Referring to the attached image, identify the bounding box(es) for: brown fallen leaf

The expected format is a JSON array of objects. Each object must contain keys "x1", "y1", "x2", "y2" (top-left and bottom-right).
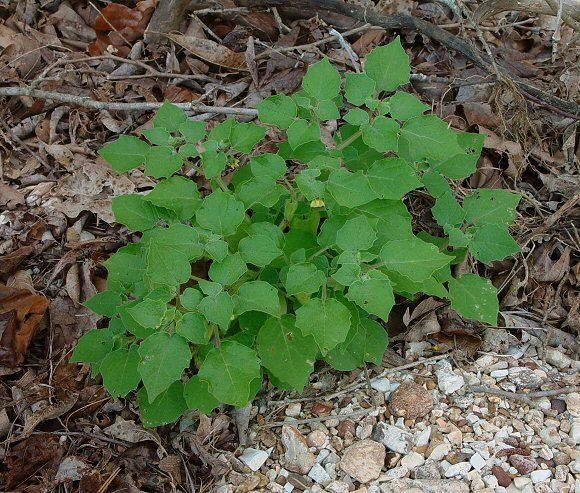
[
  {"x1": 89, "y1": 0, "x2": 157, "y2": 57},
  {"x1": 0, "y1": 245, "x2": 34, "y2": 274},
  {"x1": 168, "y1": 33, "x2": 248, "y2": 71},
  {"x1": 0, "y1": 184, "x2": 25, "y2": 209},
  {"x1": 0, "y1": 283, "x2": 49, "y2": 367}
]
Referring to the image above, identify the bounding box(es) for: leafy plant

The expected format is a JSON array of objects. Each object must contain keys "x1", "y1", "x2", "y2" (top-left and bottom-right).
[{"x1": 73, "y1": 38, "x2": 521, "y2": 427}]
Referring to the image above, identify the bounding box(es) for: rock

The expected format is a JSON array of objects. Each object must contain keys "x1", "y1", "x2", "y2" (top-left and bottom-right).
[
  {"x1": 287, "y1": 473, "x2": 313, "y2": 489},
  {"x1": 401, "y1": 452, "x2": 425, "y2": 469},
  {"x1": 377, "y1": 478, "x2": 469, "y2": 493},
  {"x1": 492, "y1": 465, "x2": 512, "y2": 487},
  {"x1": 337, "y1": 419, "x2": 356, "y2": 438},
  {"x1": 370, "y1": 377, "x2": 391, "y2": 393},
  {"x1": 445, "y1": 462, "x2": 472, "y2": 478},
  {"x1": 545, "y1": 348, "x2": 572, "y2": 369},
  {"x1": 285, "y1": 402, "x2": 302, "y2": 417},
  {"x1": 530, "y1": 469, "x2": 552, "y2": 484},
  {"x1": 308, "y1": 463, "x2": 331, "y2": 486},
  {"x1": 307, "y1": 430, "x2": 327, "y2": 448},
  {"x1": 55, "y1": 456, "x2": 89, "y2": 482},
  {"x1": 428, "y1": 443, "x2": 452, "y2": 461},
  {"x1": 490, "y1": 369, "x2": 509, "y2": 378},
  {"x1": 389, "y1": 382, "x2": 434, "y2": 420},
  {"x1": 566, "y1": 393, "x2": 580, "y2": 414},
  {"x1": 372, "y1": 422, "x2": 414, "y2": 454},
  {"x1": 326, "y1": 480, "x2": 350, "y2": 493},
  {"x1": 339, "y1": 439, "x2": 385, "y2": 483},
  {"x1": 508, "y1": 368, "x2": 543, "y2": 390},
  {"x1": 539, "y1": 427, "x2": 561, "y2": 448},
  {"x1": 281, "y1": 425, "x2": 317, "y2": 474},
  {"x1": 569, "y1": 459, "x2": 580, "y2": 474},
  {"x1": 513, "y1": 477, "x2": 532, "y2": 489},
  {"x1": 509, "y1": 455, "x2": 537, "y2": 475},
  {"x1": 469, "y1": 452, "x2": 487, "y2": 471},
  {"x1": 436, "y1": 362, "x2": 465, "y2": 395},
  {"x1": 553, "y1": 452, "x2": 571, "y2": 466},
  {"x1": 570, "y1": 418, "x2": 580, "y2": 444},
  {"x1": 415, "y1": 426, "x2": 431, "y2": 447},
  {"x1": 240, "y1": 448, "x2": 269, "y2": 472},
  {"x1": 311, "y1": 402, "x2": 333, "y2": 416},
  {"x1": 412, "y1": 460, "x2": 442, "y2": 479},
  {"x1": 482, "y1": 328, "x2": 510, "y2": 353}
]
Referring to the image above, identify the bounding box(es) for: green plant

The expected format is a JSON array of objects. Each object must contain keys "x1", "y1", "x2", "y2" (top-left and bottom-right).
[{"x1": 72, "y1": 38, "x2": 521, "y2": 427}]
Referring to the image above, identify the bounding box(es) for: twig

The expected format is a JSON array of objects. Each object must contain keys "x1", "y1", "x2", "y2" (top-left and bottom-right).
[
  {"x1": 470, "y1": 385, "x2": 579, "y2": 400},
  {"x1": 0, "y1": 87, "x2": 258, "y2": 116},
  {"x1": 261, "y1": 409, "x2": 373, "y2": 428}
]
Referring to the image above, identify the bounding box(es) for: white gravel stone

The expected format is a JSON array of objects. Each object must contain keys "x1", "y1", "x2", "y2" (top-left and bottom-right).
[
  {"x1": 545, "y1": 348, "x2": 572, "y2": 369},
  {"x1": 445, "y1": 462, "x2": 472, "y2": 478},
  {"x1": 569, "y1": 418, "x2": 580, "y2": 444},
  {"x1": 240, "y1": 448, "x2": 269, "y2": 471},
  {"x1": 415, "y1": 426, "x2": 431, "y2": 447},
  {"x1": 285, "y1": 402, "x2": 302, "y2": 417},
  {"x1": 370, "y1": 377, "x2": 391, "y2": 393},
  {"x1": 490, "y1": 369, "x2": 509, "y2": 378},
  {"x1": 469, "y1": 452, "x2": 487, "y2": 471},
  {"x1": 436, "y1": 362, "x2": 465, "y2": 395},
  {"x1": 539, "y1": 427, "x2": 561, "y2": 448},
  {"x1": 372, "y1": 423, "x2": 414, "y2": 454},
  {"x1": 429, "y1": 443, "x2": 452, "y2": 461},
  {"x1": 308, "y1": 463, "x2": 332, "y2": 486},
  {"x1": 401, "y1": 452, "x2": 425, "y2": 469},
  {"x1": 530, "y1": 469, "x2": 552, "y2": 484}
]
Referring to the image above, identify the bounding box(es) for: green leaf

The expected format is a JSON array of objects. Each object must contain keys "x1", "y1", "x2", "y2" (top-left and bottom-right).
[
  {"x1": 295, "y1": 298, "x2": 351, "y2": 354},
  {"x1": 346, "y1": 276, "x2": 394, "y2": 321},
  {"x1": 126, "y1": 298, "x2": 167, "y2": 329},
  {"x1": 99, "y1": 135, "x2": 149, "y2": 172},
  {"x1": 209, "y1": 118, "x2": 236, "y2": 144},
  {"x1": 449, "y1": 273, "x2": 498, "y2": 324},
  {"x1": 463, "y1": 189, "x2": 521, "y2": 226},
  {"x1": 138, "y1": 332, "x2": 191, "y2": 403},
  {"x1": 250, "y1": 153, "x2": 287, "y2": 180},
  {"x1": 200, "y1": 149, "x2": 227, "y2": 179},
  {"x1": 332, "y1": 262, "x2": 362, "y2": 286},
  {"x1": 84, "y1": 291, "x2": 122, "y2": 317},
  {"x1": 344, "y1": 72, "x2": 376, "y2": 106},
  {"x1": 302, "y1": 58, "x2": 341, "y2": 101},
  {"x1": 142, "y1": 127, "x2": 171, "y2": 146},
  {"x1": 399, "y1": 115, "x2": 462, "y2": 163},
  {"x1": 230, "y1": 122, "x2": 266, "y2": 152},
  {"x1": 147, "y1": 224, "x2": 203, "y2": 261},
  {"x1": 100, "y1": 346, "x2": 141, "y2": 397},
  {"x1": 153, "y1": 101, "x2": 187, "y2": 131},
  {"x1": 367, "y1": 158, "x2": 422, "y2": 200},
  {"x1": 144, "y1": 243, "x2": 189, "y2": 287},
  {"x1": 196, "y1": 190, "x2": 245, "y2": 236},
  {"x1": 237, "y1": 177, "x2": 287, "y2": 209},
  {"x1": 235, "y1": 281, "x2": 281, "y2": 317},
  {"x1": 379, "y1": 237, "x2": 451, "y2": 282},
  {"x1": 470, "y1": 224, "x2": 520, "y2": 264},
  {"x1": 145, "y1": 176, "x2": 201, "y2": 221},
  {"x1": 198, "y1": 291, "x2": 234, "y2": 332},
  {"x1": 364, "y1": 38, "x2": 410, "y2": 92},
  {"x1": 239, "y1": 235, "x2": 282, "y2": 267},
  {"x1": 284, "y1": 263, "x2": 326, "y2": 296},
  {"x1": 176, "y1": 312, "x2": 211, "y2": 344},
  {"x1": 287, "y1": 119, "x2": 321, "y2": 150},
  {"x1": 422, "y1": 171, "x2": 451, "y2": 198},
  {"x1": 208, "y1": 252, "x2": 247, "y2": 285},
  {"x1": 179, "y1": 120, "x2": 207, "y2": 142},
  {"x1": 295, "y1": 169, "x2": 325, "y2": 201},
  {"x1": 389, "y1": 92, "x2": 429, "y2": 120},
  {"x1": 436, "y1": 132, "x2": 486, "y2": 179},
  {"x1": 308, "y1": 156, "x2": 341, "y2": 170},
  {"x1": 336, "y1": 216, "x2": 376, "y2": 251},
  {"x1": 355, "y1": 199, "x2": 414, "y2": 243},
  {"x1": 145, "y1": 146, "x2": 183, "y2": 178},
  {"x1": 344, "y1": 108, "x2": 370, "y2": 126},
  {"x1": 203, "y1": 236, "x2": 229, "y2": 262},
  {"x1": 180, "y1": 287, "x2": 203, "y2": 310},
  {"x1": 326, "y1": 315, "x2": 387, "y2": 371},
  {"x1": 70, "y1": 329, "x2": 114, "y2": 367},
  {"x1": 432, "y1": 192, "x2": 465, "y2": 229},
  {"x1": 257, "y1": 94, "x2": 297, "y2": 129},
  {"x1": 314, "y1": 100, "x2": 340, "y2": 121},
  {"x1": 184, "y1": 375, "x2": 220, "y2": 414},
  {"x1": 138, "y1": 381, "x2": 186, "y2": 427},
  {"x1": 105, "y1": 251, "x2": 146, "y2": 288},
  {"x1": 198, "y1": 341, "x2": 261, "y2": 407},
  {"x1": 257, "y1": 315, "x2": 317, "y2": 391},
  {"x1": 112, "y1": 194, "x2": 160, "y2": 231},
  {"x1": 361, "y1": 116, "x2": 399, "y2": 153},
  {"x1": 326, "y1": 169, "x2": 376, "y2": 208}
]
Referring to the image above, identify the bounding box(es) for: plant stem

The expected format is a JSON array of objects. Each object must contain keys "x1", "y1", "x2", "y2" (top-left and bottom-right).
[
  {"x1": 190, "y1": 274, "x2": 206, "y2": 283},
  {"x1": 308, "y1": 246, "x2": 330, "y2": 260},
  {"x1": 336, "y1": 129, "x2": 362, "y2": 150},
  {"x1": 214, "y1": 176, "x2": 229, "y2": 192}
]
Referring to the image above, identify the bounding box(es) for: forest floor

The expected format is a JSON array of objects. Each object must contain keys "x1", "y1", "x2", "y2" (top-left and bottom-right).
[{"x1": 0, "y1": 0, "x2": 578, "y2": 492}]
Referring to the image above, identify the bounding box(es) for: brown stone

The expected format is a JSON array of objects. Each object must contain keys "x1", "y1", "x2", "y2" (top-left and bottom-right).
[
  {"x1": 492, "y1": 465, "x2": 512, "y2": 487},
  {"x1": 340, "y1": 439, "x2": 386, "y2": 483},
  {"x1": 509, "y1": 455, "x2": 537, "y2": 475},
  {"x1": 337, "y1": 419, "x2": 356, "y2": 438},
  {"x1": 389, "y1": 382, "x2": 434, "y2": 420},
  {"x1": 281, "y1": 425, "x2": 316, "y2": 474},
  {"x1": 311, "y1": 402, "x2": 333, "y2": 416}
]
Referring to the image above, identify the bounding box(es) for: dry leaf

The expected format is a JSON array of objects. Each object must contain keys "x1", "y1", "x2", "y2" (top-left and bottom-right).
[
  {"x1": 0, "y1": 283, "x2": 49, "y2": 367},
  {"x1": 168, "y1": 33, "x2": 248, "y2": 71}
]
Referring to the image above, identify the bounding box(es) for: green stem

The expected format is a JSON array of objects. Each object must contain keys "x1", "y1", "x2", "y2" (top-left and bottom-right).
[
  {"x1": 336, "y1": 129, "x2": 362, "y2": 150},
  {"x1": 214, "y1": 176, "x2": 229, "y2": 192},
  {"x1": 308, "y1": 246, "x2": 330, "y2": 261},
  {"x1": 190, "y1": 274, "x2": 207, "y2": 283}
]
